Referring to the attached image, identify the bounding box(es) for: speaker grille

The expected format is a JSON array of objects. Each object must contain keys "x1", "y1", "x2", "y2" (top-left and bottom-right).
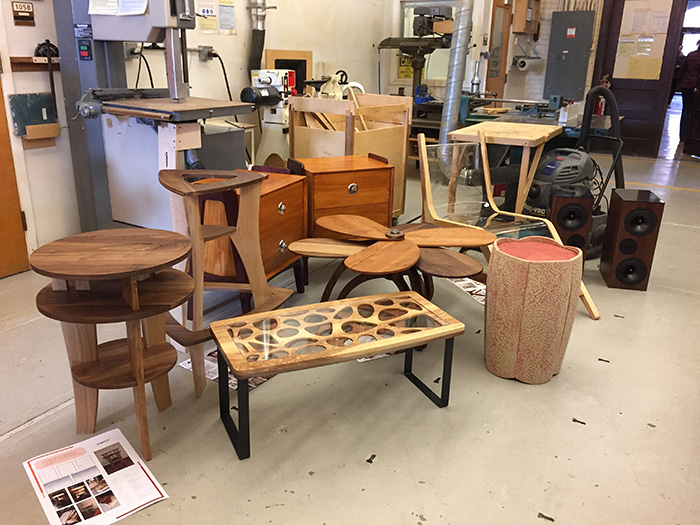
[
  {"x1": 624, "y1": 208, "x2": 657, "y2": 237},
  {"x1": 567, "y1": 234, "x2": 586, "y2": 248},
  {"x1": 615, "y1": 258, "x2": 648, "y2": 286},
  {"x1": 556, "y1": 203, "x2": 589, "y2": 231}
]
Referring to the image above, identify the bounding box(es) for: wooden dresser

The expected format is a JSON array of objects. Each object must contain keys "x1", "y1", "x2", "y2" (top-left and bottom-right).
[
  {"x1": 289, "y1": 155, "x2": 395, "y2": 238},
  {"x1": 203, "y1": 172, "x2": 307, "y2": 280}
]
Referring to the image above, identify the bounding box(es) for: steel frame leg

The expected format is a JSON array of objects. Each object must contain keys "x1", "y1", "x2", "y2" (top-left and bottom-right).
[
  {"x1": 403, "y1": 338, "x2": 454, "y2": 408},
  {"x1": 217, "y1": 349, "x2": 250, "y2": 459}
]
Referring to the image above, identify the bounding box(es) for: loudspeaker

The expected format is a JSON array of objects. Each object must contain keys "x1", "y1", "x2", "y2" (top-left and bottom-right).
[
  {"x1": 600, "y1": 189, "x2": 664, "y2": 291},
  {"x1": 550, "y1": 190, "x2": 593, "y2": 259}
]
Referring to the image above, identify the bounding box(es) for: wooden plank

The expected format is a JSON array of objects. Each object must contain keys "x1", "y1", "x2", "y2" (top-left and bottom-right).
[
  {"x1": 290, "y1": 96, "x2": 354, "y2": 115},
  {"x1": 9, "y1": 56, "x2": 61, "y2": 72},
  {"x1": 21, "y1": 137, "x2": 55, "y2": 150},
  {"x1": 350, "y1": 90, "x2": 368, "y2": 131},
  {"x1": 288, "y1": 238, "x2": 365, "y2": 258},
  {"x1": 355, "y1": 93, "x2": 413, "y2": 124},
  {"x1": 210, "y1": 291, "x2": 464, "y2": 379},
  {"x1": 297, "y1": 155, "x2": 390, "y2": 174},
  {"x1": 344, "y1": 239, "x2": 420, "y2": 275},
  {"x1": 447, "y1": 121, "x2": 562, "y2": 147},
  {"x1": 416, "y1": 247, "x2": 482, "y2": 278},
  {"x1": 103, "y1": 97, "x2": 250, "y2": 114},
  {"x1": 356, "y1": 104, "x2": 409, "y2": 125},
  {"x1": 25, "y1": 123, "x2": 61, "y2": 139},
  {"x1": 292, "y1": 127, "x2": 346, "y2": 158},
  {"x1": 404, "y1": 227, "x2": 497, "y2": 248},
  {"x1": 142, "y1": 314, "x2": 172, "y2": 412}
]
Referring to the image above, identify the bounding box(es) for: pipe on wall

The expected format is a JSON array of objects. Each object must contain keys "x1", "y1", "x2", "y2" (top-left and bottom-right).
[{"x1": 438, "y1": 0, "x2": 474, "y2": 147}]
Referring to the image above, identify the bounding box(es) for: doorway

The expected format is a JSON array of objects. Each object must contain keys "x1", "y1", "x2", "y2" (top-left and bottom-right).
[
  {"x1": 0, "y1": 78, "x2": 30, "y2": 278},
  {"x1": 486, "y1": 0, "x2": 513, "y2": 98},
  {"x1": 593, "y1": 0, "x2": 686, "y2": 157}
]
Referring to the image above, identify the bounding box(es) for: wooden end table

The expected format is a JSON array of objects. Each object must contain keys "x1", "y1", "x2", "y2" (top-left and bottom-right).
[
  {"x1": 30, "y1": 229, "x2": 193, "y2": 460},
  {"x1": 210, "y1": 291, "x2": 465, "y2": 459}
]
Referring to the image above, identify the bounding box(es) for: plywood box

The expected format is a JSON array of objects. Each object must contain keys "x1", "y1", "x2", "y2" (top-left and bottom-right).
[{"x1": 289, "y1": 94, "x2": 412, "y2": 217}]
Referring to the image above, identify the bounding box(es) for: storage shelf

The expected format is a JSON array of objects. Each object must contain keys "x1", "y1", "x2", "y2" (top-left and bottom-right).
[
  {"x1": 36, "y1": 269, "x2": 193, "y2": 323},
  {"x1": 72, "y1": 339, "x2": 177, "y2": 389}
]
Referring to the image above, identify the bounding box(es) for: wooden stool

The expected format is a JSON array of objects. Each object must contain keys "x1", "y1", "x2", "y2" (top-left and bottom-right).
[
  {"x1": 30, "y1": 229, "x2": 193, "y2": 460},
  {"x1": 210, "y1": 291, "x2": 465, "y2": 459},
  {"x1": 159, "y1": 169, "x2": 294, "y2": 397}
]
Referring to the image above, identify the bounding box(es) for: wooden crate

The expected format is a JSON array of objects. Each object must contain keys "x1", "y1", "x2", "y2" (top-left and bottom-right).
[{"x1": 289, "y1": 94, "x2": 412, "y2": 217}]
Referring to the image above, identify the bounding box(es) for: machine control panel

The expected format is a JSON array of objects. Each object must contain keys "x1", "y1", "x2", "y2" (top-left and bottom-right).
[{"x1": 78, "y1": 39, "x2": 92, "y2": 61}]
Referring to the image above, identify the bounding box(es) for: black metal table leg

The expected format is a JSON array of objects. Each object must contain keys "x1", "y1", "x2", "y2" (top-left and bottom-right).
[
  {"x1": 218, "y1": 349, "x2": 251, "y2": 459},
  {"x1": 293, "y1": 258, "x2": 305, "y2": 294},
  {"x1": 403, "y1": 337, "x2": 454, "y2": 408}
]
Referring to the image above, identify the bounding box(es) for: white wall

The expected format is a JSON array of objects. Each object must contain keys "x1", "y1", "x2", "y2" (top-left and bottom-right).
[
  {"x1": 124, "y1": 1, "x2": 394, "y2": 101},
  {"x1": 0, "y1": 1, "x2": 80, "y2": 251}
]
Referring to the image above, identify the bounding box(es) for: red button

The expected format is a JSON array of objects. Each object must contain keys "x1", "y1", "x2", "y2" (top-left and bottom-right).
[{"x1": 80, "y1": 51, "x2": 88, "y2": 57}]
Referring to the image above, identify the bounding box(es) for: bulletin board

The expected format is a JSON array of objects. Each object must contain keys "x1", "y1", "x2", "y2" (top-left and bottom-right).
[{"x1": 613, "y1": 0, "x2": 672, "y2": 80}]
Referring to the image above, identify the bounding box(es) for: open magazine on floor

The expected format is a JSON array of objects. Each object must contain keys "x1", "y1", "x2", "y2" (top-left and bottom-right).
[{"x1": 23, "y1": 429, "x2": 167, "y2": 524}]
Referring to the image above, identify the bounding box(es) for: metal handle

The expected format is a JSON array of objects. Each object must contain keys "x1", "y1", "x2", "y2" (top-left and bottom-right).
[
  {"x1": 278, "y1": 240, "x2": 287, "y2": 252},
  {"x1": 278, "y1": 202, "x2": 286, "y2": 215},
  {"x1": 347, "y1": 183, "x2": 358, "y2": 195}
]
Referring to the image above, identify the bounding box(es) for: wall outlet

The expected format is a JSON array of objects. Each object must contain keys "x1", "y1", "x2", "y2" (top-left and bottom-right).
[
  {"x1": 123, "y1": 42, "x2": 139, "y2": 60},
  {"x1": 198, "y1": 46, "x2": 214, "y2": 61}
]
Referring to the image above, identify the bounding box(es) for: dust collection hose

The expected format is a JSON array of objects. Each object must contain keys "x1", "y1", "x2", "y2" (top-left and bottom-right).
[
  {"x1": 576, "y1": 85, "x2": 625, "y2": 189},
  {"x1": 248, "y1": 0, "x2": 269, "y2": 74}
]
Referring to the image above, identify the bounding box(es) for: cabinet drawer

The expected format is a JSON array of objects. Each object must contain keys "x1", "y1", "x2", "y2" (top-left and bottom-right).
[
  {"x1": 312, "y1": 169, "x2": 392, "y2": 211},
  {"x1": 259, "y1": 180, "x2": 306, "y2": 274}
]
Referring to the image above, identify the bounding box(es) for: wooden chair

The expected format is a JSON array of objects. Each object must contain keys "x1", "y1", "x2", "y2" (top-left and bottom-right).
[
  {"x1": 159, "y1": 169, "x2": 294, "y2": 397},
  {"x1": 417, "y1": 133, "x2": 599, "y2": 320}
]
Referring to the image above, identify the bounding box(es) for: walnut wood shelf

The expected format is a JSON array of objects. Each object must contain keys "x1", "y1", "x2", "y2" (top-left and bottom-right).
[
  {"x1": 72, "y1": 339, "x2": 177, "y2": 390},
  {"x1": 35, "y1": 269, "x2": 193, "y2": 323}
]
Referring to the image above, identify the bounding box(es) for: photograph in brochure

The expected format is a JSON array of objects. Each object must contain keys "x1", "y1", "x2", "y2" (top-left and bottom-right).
[{"x1": 23, "y1": 429, "x2": 167, "y2": 524}]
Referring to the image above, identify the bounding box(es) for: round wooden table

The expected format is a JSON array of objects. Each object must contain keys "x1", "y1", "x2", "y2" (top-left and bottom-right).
[{"x1": 30, "y1": 229, "x2": 193, "y2": 460}]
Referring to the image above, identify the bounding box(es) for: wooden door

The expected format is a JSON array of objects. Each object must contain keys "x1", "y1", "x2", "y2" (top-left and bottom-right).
[
  {"x1": 486, "y1": 0, "x2": 513, "y2": 98},
  {"x1": 593, "y1": 0, "x2": 687, "y2": 156},
  {"x1": 0, "y1": 78, "x2": 30, "y2": 278}
]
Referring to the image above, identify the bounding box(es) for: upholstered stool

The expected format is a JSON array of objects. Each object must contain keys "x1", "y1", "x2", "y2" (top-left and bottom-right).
[{"x1": 484, "y1": 236, "x2": 582, "y2": 384}]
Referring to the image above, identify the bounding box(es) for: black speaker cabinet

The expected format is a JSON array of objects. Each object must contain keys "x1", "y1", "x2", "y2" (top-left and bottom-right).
[
  {"x1": 600, "y1": 189, "x2": 664, "y2": 291},
  {"x1": 550, "y1": 190, "x2": 593, "y2": 259}
]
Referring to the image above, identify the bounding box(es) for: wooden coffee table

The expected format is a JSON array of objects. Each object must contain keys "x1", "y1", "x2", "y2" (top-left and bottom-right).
[
  {"x1": 210, "y1": 291, "x2": 465, "y2": 459},
  {"x1": 30, "y1": 228, "x2": 193, "y2": 460}
]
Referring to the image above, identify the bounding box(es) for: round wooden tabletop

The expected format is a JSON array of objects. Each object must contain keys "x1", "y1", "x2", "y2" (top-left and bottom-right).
[{"x1": 29, "y1": 228, "x2": 191, "y2": 281}]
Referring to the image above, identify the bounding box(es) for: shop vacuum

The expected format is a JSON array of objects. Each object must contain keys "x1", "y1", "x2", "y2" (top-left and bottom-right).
[{"x1": 524, "y1": 86, "x2": 624, "y2": 259}]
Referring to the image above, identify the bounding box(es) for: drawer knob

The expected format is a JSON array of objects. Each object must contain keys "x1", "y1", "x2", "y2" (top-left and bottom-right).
[
  {"x1": 277, "y1": 202, "x2": 286, "y2": 215},
  {"x1": 278, "y1": 240, "x2": 287, "y2": 253},
  {"x1": 347, "y1": 183, "x2": 358, "y2": 195}
]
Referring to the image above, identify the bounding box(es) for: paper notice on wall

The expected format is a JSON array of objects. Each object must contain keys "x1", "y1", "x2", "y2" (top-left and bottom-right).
[
  {"x1": 88, "y1": 0, "x2": 147, "y2": 15},
  {"x1": 219, "y1": 0, "x2": 236, "y2": 35},
  {"x1": 88, "y1": 0, "x2": 118, "y2": 15},
  {"x1": 198, "y1": 0, "x2": 218, "y2": 33},
  {"x1": 613, "y1": 0, "x2": 671, "y2": 80},
  {"x1": 23, "y1": 429, "x2": 167, "y2": 524}
]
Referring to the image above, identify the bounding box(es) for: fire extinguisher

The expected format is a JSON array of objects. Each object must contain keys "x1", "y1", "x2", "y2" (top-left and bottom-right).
[{"x1": 594, "y1": 75, "x2": 611, "y2": 116}]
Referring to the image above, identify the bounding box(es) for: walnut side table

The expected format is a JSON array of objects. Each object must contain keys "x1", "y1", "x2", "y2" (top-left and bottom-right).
[{"x1": 30, "y1": 229, "x2": 193, "y2": 460}]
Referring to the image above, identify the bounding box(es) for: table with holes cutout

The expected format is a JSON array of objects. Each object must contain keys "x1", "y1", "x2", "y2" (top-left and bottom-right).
[{"x1": 210, "y1": 291, "x2": 465, "y2": 459}]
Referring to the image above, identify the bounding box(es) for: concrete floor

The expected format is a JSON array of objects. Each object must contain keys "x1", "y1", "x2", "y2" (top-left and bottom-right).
[{"x1": 1, "y1": 145, "x2": 699, "y2": 524}]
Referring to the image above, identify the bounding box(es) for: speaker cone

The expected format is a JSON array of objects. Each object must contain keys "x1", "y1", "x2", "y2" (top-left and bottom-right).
[
  {"x1": 615, "y1": 258, "x2": 648, "y2": 286},
  {"x1": 556, "y1": 203, "x2": 589, "y2": 231},
  {"x1": 624, "y1": 208, "x2": 657, "y2": 236}
]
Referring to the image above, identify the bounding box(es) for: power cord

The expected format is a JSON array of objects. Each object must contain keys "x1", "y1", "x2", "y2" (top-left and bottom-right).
[
  {"x1": 140, "y1": 53, "x2": 154, "y2": 88},
  {"x1": 134, "y1": 42, "x2": 144, "y2": 89},
  {"x1": 210, "y1": 50, "x2": 232, "y2": 102}
]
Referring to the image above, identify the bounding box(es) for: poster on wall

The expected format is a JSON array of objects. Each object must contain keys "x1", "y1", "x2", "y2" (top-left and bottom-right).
[
  {"x1": 613, "y1": 0, "x2": 672, "y2": 80},
  {"x1": 197, "y1": 0, "x2": 219, "y2": 33}
]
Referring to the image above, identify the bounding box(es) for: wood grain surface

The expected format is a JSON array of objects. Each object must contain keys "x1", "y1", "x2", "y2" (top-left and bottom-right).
[
  {"x1": 36, "y1": 269, "x2": 193, "y2": 323},
  {"x1": 315, "y1": 214, "x2": 389, "y2": 240},
  {"x1": 158, "y1": 169, "x2": 266, "y2": 196},
  {"x1": 447, "y1": 121, "x2": 562, "y2": 147},
  {"x1": 416, "y1": 248, "x2": 483, "y2": 278},
  {"x1": 295, "y1": 155, "x2": 391, "y2": 174},
  {"x1": 210, "y1": 291, "x2": 464, "y2": 378},
  {"x1": 71, "y1": 338, "x2": 177, "y2": 390},
  {"x1": 30, "y1": 229, "x2": 191, "y2": 281},
  {"x1": 344, "y1": 239, "x2": 420, "y2": 275},
  {"x1": 288, "y1": 238, "x2": 365, "y2": 258},
  {"x1": 405, "y1": 227, "x2": 497, "y2": 248}
]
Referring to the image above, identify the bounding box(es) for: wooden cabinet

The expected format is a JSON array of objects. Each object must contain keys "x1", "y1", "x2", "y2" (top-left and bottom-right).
[
  {"x1": 202, "y1": 172, "x2": 307, "y2": 280},
  {"x1": 290, "y1": 155, "x2": 394, "y2": 238},
  {"x1": 289, "y1": 94, "x2": 411, "y2": 217},
  {"x1": 258, "y1": 173, "x2": 307, "y2": 276},
  {"x1": 513, "y1": 0, "x2": 540, "y2": 34}
]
